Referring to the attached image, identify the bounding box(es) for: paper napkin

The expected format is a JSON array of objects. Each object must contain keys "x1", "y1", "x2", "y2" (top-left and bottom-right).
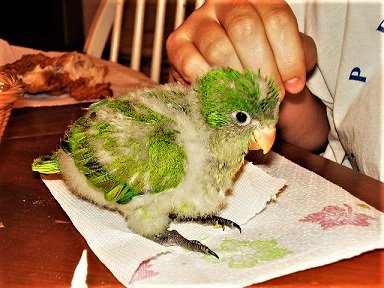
[{"x1": 42, "y1": 152, "x2": 384, "y2": 287}]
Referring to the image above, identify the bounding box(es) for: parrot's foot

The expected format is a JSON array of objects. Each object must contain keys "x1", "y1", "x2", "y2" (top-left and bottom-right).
[
  {"x1": 152, "y1": 229, "x2": 219, "y2": 259},
  {"x1": 170, "y1": 214, "x2": 241, "y2": 233},
  {"x1": 152, "y1": 216, "x2": 241, "y2": 258}
]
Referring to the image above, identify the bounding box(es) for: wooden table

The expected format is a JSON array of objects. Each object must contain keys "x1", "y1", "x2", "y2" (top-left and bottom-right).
[{"x1": 1, "y1": 104, "x2": 383, "y2": 287}]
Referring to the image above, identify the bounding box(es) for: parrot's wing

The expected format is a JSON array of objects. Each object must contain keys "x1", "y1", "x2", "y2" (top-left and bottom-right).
[{"x1": 66, "y1": 99, "x2": 186, "y2": 204}]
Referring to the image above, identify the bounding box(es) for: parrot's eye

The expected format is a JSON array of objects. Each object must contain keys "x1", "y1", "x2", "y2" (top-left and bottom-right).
[{"x1": 233, "y1": 111, "x2": 251, "y2": 126}]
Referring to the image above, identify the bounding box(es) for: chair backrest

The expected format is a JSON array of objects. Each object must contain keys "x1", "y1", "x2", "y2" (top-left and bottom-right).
[{"x1": 83, "y1": 0, "x2": 204, "y2": 83}]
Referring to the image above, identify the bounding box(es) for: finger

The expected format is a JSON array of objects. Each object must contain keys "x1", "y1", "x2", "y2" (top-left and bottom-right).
[
  {"x1": 215, "y1": 1, "x2": 285, "y2": 97},
  {"x1": 191, "y1": 19, "x2": 244, "y2": 71},
  {"x1": 300, "y1": 33, "x2": 317, "y2": 72},
  {"x1": 169, "y1": 68, "x2": 189, "y2": 85},
  {"x1": 253, "y1": 0, "x2": 306, "y2": 95},
  {"x1": 166, "y1": 32, "x2": 211, "y2": 83}
]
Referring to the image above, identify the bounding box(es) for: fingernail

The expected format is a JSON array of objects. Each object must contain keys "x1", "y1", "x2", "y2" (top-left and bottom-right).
[{"x1": 284, "y1": 77, "x2": 304, "y2": 94}]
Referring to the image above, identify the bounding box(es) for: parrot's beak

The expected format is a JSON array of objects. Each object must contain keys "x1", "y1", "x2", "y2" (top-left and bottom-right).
[{"x1": 249, "y1": 126, "x2": 276, "y2": 154}]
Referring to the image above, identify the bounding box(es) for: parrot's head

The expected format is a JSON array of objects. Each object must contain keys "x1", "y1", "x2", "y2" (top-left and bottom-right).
[{"x1": 195, "y1": 67, "x2": 280, "y2": 154}]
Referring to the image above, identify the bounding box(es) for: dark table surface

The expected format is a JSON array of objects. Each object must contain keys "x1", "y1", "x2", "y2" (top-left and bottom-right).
[{"x1": 1, "y1": 104, "x2": 383, "y2": 287}]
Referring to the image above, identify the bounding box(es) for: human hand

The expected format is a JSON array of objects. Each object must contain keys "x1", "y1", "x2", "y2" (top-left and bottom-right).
[{"x1": 166, "y1": 0, "x2": 317, "y2": 98}]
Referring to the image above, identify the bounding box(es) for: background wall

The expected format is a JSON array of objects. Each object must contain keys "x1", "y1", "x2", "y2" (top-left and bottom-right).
[{"x1": 0, "y1": 0, "x2": 84, "y2": 51}]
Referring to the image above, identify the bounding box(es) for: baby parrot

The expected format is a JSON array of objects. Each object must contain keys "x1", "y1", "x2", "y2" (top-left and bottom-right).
[{"x1": 32, "y1": 67, "x2": 280, "y2": 258}]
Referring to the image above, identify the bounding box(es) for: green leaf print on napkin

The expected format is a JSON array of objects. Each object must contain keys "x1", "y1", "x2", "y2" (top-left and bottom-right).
[{"x1": 204, "y1": 239, "x2": 293, "y2": 268}]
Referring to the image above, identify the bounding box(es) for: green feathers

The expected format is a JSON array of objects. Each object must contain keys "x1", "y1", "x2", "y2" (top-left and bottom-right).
[
  {"x1": 32, "y1": 67, "x2": 280, "y2": 209},
  {"x1": 68, "y1": 99, "x2": 186, "y2": 204},
  {"x1": 32, "y1": 154, "x2": 60, "y2": 174},
  {"x1": 147, "y1": 129, "x2": 186, "y2": 194},
  {"x1": 196, "y1": 68, "x2": 279, "y2": 127}
]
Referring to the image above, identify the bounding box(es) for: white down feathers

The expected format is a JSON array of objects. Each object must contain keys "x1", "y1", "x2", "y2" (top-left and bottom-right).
[{"x1": 58, "y1": 84, "x2": 240, "y2": 237}]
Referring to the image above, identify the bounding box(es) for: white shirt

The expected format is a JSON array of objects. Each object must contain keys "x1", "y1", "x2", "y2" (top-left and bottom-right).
[{"x1": 289, "y1": 0, "x2": 384, "y2": 181}]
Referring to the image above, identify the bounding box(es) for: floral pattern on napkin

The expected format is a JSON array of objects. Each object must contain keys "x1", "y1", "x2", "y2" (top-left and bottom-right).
[
  {"x1": 204, "y1": 238, "x2": 293, "y2": 268},
  {"x1": 299, "y1": 204, "x2": 377, "y2": 230},
  {"x1": 130, "y1": 260, "x2": 159, "y2": 284}
]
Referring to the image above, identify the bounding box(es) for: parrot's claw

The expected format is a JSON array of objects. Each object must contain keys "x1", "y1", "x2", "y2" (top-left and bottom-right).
[
  {"x1": 210, "y1": 215, "x2": 242, "y2": 233},
  {"x1": 152, "y1": 229, "x2": 219, "y2": 259},
  {"x1": 170, "y1": 214, "x2": 241, "y2": 233},
  {"x1": 154, "y1": 215, "x2": 242, "y2": 258}
]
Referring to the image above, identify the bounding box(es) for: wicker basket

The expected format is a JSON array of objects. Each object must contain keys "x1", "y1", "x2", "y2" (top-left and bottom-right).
[{"x1": 0, "y1": 72, "x2": 24, "y2": 141}]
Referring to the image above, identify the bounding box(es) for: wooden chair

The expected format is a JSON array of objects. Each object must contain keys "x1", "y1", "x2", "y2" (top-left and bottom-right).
[{"x1": 83, "y1": 0, "x2": 204, "y2": 83}]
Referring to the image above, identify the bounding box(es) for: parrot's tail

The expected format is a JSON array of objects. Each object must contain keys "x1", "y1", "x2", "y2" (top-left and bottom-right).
[{"x1": 32, "y1": 153, "x2": 61, "y2": 174}]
